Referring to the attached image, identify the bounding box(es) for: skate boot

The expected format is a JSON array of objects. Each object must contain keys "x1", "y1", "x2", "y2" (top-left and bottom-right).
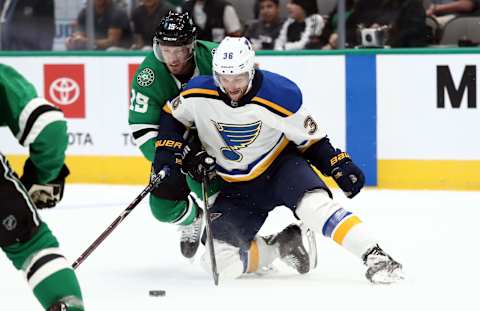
[
  {"x1": 362, "y1": 244, "x2": 404, "y2": 284},
  {"x1": 266, "y1": 224, "x2": 310, "y2": 274},
  {"x1": 179, "y1": 208, "x2": 204, "y2": 258}
]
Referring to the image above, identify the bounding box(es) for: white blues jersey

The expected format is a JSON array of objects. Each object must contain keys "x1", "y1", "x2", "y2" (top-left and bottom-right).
[{"x1": 163, "y1": 70, "x2": 327, "y2": 182}]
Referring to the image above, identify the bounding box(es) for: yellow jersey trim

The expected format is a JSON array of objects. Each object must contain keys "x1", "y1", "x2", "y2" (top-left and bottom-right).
[
  {"x1": 181, "y1": 88, "x2": 219, "y2": 97},
  {"x1": 162, "y1": 104, "x2": 172, "y2": 114},
  {"x1": 252, "y1": 96, "x2": 294, "y2": 117}
]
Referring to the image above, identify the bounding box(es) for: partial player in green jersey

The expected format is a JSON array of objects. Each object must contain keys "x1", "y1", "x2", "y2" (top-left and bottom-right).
[
  {"x1": 129, "y1": 11, "x2": 221, "y2": 258},
  {"x1": 0, "y1": 64, "x2": 85, "y2": 310}
]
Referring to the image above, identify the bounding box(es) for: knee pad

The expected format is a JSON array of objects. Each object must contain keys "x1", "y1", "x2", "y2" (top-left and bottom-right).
[
  {"x1": 200, "y1": 240, "x2": 244, "y2": 279},
  {"x1": 295, "y1": 189, "x2": 346, "y2": 237}
]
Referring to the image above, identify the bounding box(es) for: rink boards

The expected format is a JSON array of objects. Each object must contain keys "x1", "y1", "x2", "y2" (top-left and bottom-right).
[{"x1": 0, "y1": 49, "x2": 479, "y2": 190}]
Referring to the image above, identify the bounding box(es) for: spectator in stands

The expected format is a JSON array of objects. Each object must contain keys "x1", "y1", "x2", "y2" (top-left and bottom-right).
[
  {"x1": 245, "y1": 0, "x2": 284, "y2": 50},
  {"x1": 181, "y1": 0, "x2": 243, "y2": 42},
  {"x1": 319, "y1": 0, "x2": 355, "y2": 49},
  {"x1": 131, "y1": 0, "x2": 174, "y2": 49},
  {"x1": 65, "y1": 0, "x2": 132, "y2": 50},
  {"x1": 427, "y1": 0, "x2": 477, "y2": 27},
  {"x1": 345, "y1": 0, "x2": 428, "y2": 48},
  {"x1": 274, "y1": 0, "x2": 325, "y2": 50},
  {"x1": 0, "y1": 0, "x2": 55, "y2": 50}
]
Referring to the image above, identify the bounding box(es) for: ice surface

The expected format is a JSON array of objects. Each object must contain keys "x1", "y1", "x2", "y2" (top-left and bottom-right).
[{"x1": 1, "y1": 185, "x2": 479, "y2": 310}]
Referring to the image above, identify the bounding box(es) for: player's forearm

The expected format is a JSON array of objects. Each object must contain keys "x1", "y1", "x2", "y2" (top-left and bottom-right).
[
  {"x1": 434, "y1": 1, "x2": 474, "y2": 14},
  {"x1": 29, "y1": 121, "x2": 68, "y2": 183}
]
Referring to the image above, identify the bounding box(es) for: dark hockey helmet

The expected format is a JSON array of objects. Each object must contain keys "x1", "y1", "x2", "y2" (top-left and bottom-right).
[{"x1": 153, "y1": 11, "x2": 196, "y2": 47}]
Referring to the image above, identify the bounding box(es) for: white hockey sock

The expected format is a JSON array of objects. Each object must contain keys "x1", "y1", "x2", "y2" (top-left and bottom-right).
[{"x1": 296, "y1": 189, "x2": 377, "y2": 259}]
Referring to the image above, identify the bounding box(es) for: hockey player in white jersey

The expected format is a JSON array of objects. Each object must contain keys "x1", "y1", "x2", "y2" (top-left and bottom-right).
[{"x1": 155, "y1": 36, "x2": 404, "y2": 284}]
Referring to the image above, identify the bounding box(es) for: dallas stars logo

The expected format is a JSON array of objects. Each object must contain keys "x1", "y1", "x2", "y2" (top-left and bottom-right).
[{"x1": 137, "y1": 68, "x2": 155, "y2": 87}]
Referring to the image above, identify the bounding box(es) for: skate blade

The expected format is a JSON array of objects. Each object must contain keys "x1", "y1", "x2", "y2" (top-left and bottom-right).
[
  {"x1": 300, "y1": 223, "x2": 318, "y2": 270},
  {"x1": 370, "y1": 267, "x2": 405, "y2": 285}
]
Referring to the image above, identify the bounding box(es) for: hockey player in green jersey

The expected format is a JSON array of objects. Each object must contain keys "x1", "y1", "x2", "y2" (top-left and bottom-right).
[
  {"x1": 0, "y1": 64, "x2": 85, "y2": 310},
  {"x1": 129, "y1": 11, "x2": 220, "y2": 258}
]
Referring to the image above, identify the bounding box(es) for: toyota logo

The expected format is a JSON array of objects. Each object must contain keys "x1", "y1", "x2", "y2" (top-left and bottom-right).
[{"x1": 49, "y1": 77, "x2": 80, "y2": 106}]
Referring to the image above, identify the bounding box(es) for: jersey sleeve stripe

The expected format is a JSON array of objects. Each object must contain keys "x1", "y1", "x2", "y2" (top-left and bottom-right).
[
  {"x1": 251, "y1": 96, "x2": 293, "y2": 117},
  {"x1": 18, "y1": 105, "x2": 62, "y2": 145},
  {"x1": 163, "y1": 104, "x2": 172, "y2": 114},
  {"x1": 16, "y1": 98, "x2": 64, "y2": 146},
  {"x1": 132, "y1": 127, "x2": 157, "y2": 140},
  {"x1": 129, "y1": 124, "x2": 159, "y2": 147},
  {"x1": 181, "y1": 88, "x2": 220, "y2": 99}
]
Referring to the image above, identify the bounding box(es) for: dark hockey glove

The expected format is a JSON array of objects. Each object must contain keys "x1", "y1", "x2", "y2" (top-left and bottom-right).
[
  {"x1": 329, "y1": 152, "x2": 365, "y2": 198},
  {"x1": 20, "y1": 159, "x2": 69, "y2": 209},
  {"x1": 183, "y1": 150, "x2": 216, "y2": 182},
  {"x1": 153, "y1": 133, "x2": 186, "y2": 184}
]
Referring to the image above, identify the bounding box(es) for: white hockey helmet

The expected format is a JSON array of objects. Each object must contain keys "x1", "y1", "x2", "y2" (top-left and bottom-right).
[{"x1": 212, "y1": 37, "x2": 256, "y2": 92}]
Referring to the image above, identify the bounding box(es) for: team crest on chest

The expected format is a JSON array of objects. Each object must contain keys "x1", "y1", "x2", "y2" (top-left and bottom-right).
[
  {"x1": 137, "y1": 68, "x2": 155, "y2": 87},
  {"x1": 213, "y1": 120, "x2": 262, "y2": 161}
]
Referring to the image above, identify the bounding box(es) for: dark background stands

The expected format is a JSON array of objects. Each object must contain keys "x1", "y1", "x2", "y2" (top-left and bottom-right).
[
  {"x1": 0, "y1": 0, "x2": 55, "y2": 50},
  {"x1": 66, "y1": 0, "x2": 132, "y2": 50},
  {"x1": 182, "y1": 0, "x2": 242, "y2": 42},
  {"x1": 346, "y1": 0, "x2": 428, "y2": 48},
  {"x1": 245, "y1": 0, "x2": 284, "y2": 50},
  {"x1": 131, "y1": 0, "x2": 174, "y2": 49}
]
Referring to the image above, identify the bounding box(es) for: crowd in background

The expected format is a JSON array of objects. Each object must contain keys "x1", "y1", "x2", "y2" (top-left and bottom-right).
[{"x1": 1, "y1": 0, "x2": 480, "y2": 51}]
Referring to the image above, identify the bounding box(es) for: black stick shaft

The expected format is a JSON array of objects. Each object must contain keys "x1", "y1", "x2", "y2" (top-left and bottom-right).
[
  {"x1": 72, "y1": 171, "x2": 165, "y2": 269},
  {"x1": 202, "y1": 173, "x2": 219, "y2": 285}
]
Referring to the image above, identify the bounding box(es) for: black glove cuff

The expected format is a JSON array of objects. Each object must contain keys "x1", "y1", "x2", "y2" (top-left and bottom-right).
[{"x1": 304, "y1": 137, "x2": 350, "y2": 177}]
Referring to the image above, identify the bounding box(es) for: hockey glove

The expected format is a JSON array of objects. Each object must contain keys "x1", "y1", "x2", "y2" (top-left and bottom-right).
[
  {"x1": 329, "y1": 152, "x2": 365, "y2": 198},
  {"x1": 183, "y1": 150, "x2": 216, "y2": 182},
  {"x1": 20, "y1": 159, "x2": 69, "y2": 209},
  {"x1": 153, "y1": 133, "x2": 186, "y2": 185}
]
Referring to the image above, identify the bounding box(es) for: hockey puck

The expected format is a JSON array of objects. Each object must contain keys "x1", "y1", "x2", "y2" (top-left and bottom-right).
[{"x1": 149, "y1": 290, "x2": 166, "y2": 297}]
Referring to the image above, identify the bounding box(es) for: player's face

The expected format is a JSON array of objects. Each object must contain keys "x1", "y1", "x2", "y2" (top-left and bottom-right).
[
  {"x1": 216, "y1": 72, "x2": 250, "y2": 102},
  {"x1": 159, "y1": 45, "x2": 192, "y2": 75}
]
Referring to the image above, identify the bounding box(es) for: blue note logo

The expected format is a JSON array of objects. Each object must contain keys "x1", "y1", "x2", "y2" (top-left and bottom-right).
[{"x1": 213, "y1": 120, "x2": 262, "y2": 161}]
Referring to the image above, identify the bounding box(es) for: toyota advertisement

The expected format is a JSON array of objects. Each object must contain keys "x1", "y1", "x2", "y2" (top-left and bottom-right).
[{"x1": 44, "y1": 64, "x2": 85, "y2": 118}]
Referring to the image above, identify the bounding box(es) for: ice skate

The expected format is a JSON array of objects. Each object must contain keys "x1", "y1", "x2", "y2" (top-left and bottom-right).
[
  {"x1": 179, "y1": 208, "x2": 204, "y2": 258},
  {"x1": 363, "y1": 244, "x2": 404, "y2": 284},
  {"x1": 266, "y1": 224, "x2": 311, "y2": 274}
]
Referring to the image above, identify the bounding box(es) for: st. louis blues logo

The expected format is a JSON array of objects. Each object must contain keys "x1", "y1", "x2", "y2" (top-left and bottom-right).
[{"x1": 213, "y1": 120, "x2": 262, "y2": 161}]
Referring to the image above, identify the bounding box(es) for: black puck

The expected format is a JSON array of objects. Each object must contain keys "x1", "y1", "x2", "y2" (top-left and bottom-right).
[{"x1": 149, "y1": 290, "x2": 166, "y2": 297}]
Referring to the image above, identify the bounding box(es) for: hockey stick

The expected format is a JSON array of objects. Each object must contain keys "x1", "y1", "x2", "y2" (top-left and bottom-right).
[
  {"x1": 202, "y1": 168, "x2": 219, "y2": 285},
  {"x1": 72, "y1": 170, "x2": 167, "y2": 269}
]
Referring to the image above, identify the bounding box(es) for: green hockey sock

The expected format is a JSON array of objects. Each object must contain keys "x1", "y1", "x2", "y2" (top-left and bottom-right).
[
  {"x1": 33, "y1": 269, "x2": 84, "y2": 310},
  {"x1": 149, "y1": 194, "x2": 198, "y2": 225},
  {"x1": 3, "y1": 222, "x2": 84, "y2": 310}
]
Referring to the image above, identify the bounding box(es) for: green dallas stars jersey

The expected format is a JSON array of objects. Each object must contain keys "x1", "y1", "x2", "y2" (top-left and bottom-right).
[
  {"x1": 129, "y1": 40, "x2": 218, "y2": 162},
  {"x1": 0, "y1": 63, "x2": 67, "y2": 184}
]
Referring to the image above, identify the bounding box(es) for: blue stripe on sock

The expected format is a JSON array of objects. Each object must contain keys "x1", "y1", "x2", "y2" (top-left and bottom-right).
[{"x1": 322, "y1": 208, "x2": 352, "y2": 237}]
